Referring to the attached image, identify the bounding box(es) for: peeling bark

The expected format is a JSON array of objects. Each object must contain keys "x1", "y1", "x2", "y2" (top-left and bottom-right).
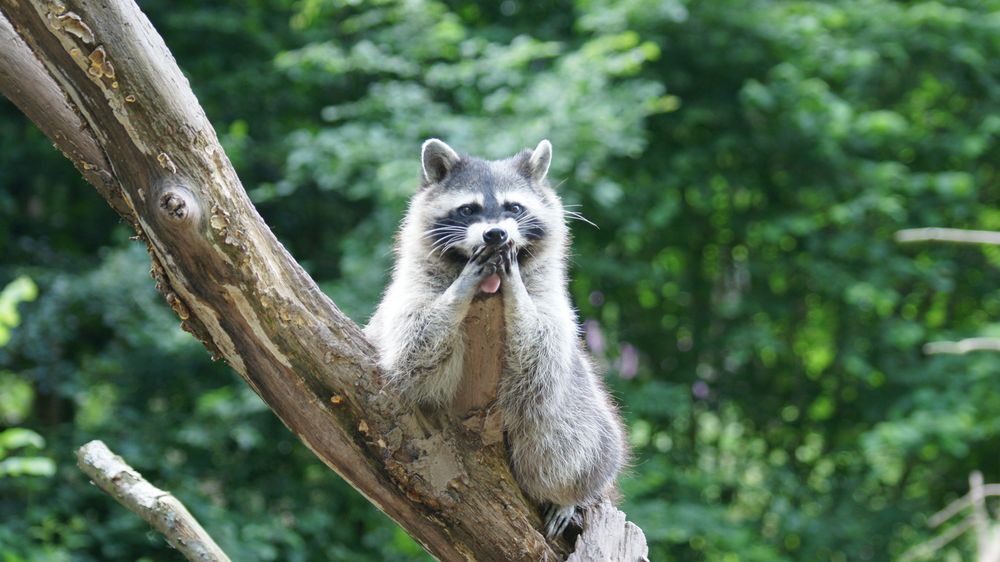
[{"x1": 0, "y1": 1, "x2": 647, "y2": 560}]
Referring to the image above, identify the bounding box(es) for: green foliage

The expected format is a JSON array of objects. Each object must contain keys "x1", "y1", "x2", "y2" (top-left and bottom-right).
[
  {"x1": 0, "y1": 278, "x2": 54, "y2": 480},
  {"x1": 1, "y1": 0, "x2": 999, "y2": 560},
  {"x1": 0, "y1": 428, "x2": 55, "y2": 478},
  {"x1": 0, "y1": 276, "x2": 37, "y2": 346}
]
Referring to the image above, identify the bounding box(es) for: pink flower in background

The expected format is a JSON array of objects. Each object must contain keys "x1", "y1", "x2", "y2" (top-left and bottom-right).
[
  {"x1": 617, "y1": 343, "x2": 639, "y2": 379},
  {"x1": 692, "y1": 381, "x2": 710, "y2": 400},
  {"x1": 584, "y1": 319, "x2": 606, "y2": 355}
]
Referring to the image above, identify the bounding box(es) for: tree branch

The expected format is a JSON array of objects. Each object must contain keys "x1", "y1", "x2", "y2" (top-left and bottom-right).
[
  {"x1": 900, "y1": 516, "x2": 975, "y2": 562},
  {"x1": 76, "y1": 440, "x2": 231, "y2": 562},
  {"x1": 895, "y1": 228, "x2": 1000, "y2": 246},
  {"x1": 0, "y1": 1, "x2": 645, "y2": 559},
  {"x1": 923, "y1": 338, "x2": 1000, "y2": 355},
  {"x1": 0, "y1": 6, "x2": 131, "y2": 219},
  {"x1": 911, "y1": 472, "x2": 1000, "y2": 562},
  {"x1": 929, "y1": 483, "x2": 1000, "y2": 527}
]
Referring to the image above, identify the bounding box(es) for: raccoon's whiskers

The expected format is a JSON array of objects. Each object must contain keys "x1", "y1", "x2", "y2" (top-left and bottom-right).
[
  {"x1": 428, "y1": 232, "x2": 463, "y2": 259},
  {"x1": 562, "y1": 210, "x2": 598, "y2": 229},
  {"x1": 424, "y1": 225, "x2": 467, "y2": 259},
  {"x1": 423, "y1": 226, "x2": 465, "y2": 240},
  {"x1": 515, "y1": 215, "x2": 546, "y2": 233}
]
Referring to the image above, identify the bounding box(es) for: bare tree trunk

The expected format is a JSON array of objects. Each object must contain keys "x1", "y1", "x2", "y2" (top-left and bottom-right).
[{"x1": 0, "y1": 1, "x2": 646, "y2": 560}]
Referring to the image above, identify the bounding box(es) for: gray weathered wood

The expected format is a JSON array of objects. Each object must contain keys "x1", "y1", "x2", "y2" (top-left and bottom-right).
[
  {"x1": 896, "y1": 228, "x2": 1000, "y2": 246},
  {"x1": 567, "y1": 502, "x2": 649, "y2": 562},
  {"x1": 0, "y1": 1, "x2": 646, "y2": 559},
  {"x1": 77, "y1": 440, "x2": 232, "y2": 562}
]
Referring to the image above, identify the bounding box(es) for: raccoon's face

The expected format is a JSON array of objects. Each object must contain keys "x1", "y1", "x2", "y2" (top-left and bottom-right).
[
  {"x1": 425, "y1": 189, "x2": 547, "y2": 262},
  {"x1": 415, "y1": 139, "x2": 562, "y2": 264}
]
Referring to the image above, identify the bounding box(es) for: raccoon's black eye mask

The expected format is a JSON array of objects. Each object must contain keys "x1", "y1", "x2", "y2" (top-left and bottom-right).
[
  {"x1": 442, "y1": 200, "x2": 525, "y2": 225},
  {"x1": 425, "y1": 198, "x2": 545, "y2": 264}
]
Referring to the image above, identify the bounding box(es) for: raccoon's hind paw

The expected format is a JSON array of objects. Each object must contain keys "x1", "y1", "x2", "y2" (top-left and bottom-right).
[{"x1": 541, "y1": 503, "x2": 576, "y2": 539}]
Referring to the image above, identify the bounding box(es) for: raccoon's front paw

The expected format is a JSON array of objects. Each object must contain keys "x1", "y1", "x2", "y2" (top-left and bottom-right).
[
  {"x1": 456, "y1": 245, "x2": 501, "y2": 295},
  {"x1": 498, "y1": 241, "x2": 521, "y2": 280}
]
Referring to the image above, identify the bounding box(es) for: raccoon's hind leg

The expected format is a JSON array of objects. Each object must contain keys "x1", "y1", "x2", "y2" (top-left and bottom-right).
[{"x1": 497, "y1": 244, "x2": 627, "y2": 538}]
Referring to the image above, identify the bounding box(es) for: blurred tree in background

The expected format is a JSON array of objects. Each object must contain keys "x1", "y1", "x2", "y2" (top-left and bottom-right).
[{"x1": 2, "y1": 0, "x2": 999, "y2": 560}]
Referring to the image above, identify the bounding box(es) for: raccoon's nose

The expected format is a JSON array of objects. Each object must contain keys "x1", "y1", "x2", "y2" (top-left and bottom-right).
[{"x1": 483, "y1": 228, "x2": 508, "y2": 245}]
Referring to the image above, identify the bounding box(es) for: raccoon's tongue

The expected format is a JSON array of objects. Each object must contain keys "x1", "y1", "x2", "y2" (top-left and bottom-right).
[{"x1": 479, "y1": 273, "x2": 501, "y2": 294}]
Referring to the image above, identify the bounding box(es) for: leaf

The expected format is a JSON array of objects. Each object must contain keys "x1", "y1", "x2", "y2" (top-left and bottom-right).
[
  {"x1": 0, "y1": 428, "x2": 45, "y2": 456},
  {"x1": 0, "y1": 276, "x2": 37, "y2": 346},
  {"x1": 0, "y1": 456, "x2": 56, "y2": 478}
]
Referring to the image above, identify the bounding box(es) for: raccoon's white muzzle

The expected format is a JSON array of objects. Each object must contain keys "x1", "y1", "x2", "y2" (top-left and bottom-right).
[{"x1": 464, "y1": 217, "x2": 522, "y2": 252}]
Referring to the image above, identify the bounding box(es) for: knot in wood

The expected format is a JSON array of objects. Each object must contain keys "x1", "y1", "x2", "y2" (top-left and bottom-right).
[
  {"x1": 151, "y1": 179, "x2": 201, "y2": 229},
  {"x1": 159, "y1": 191, "x2": 190, "y2": 221}
]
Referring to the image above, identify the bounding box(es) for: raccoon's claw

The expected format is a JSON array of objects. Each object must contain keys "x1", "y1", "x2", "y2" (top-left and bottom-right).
[
  {"x1": 499, "y1": 242, "x2": 517, "y2": 276},
  {"x1": 470, "y1": 244, "x2": 502, "y2": 265},
  {"x1": 469, "y1": 245, "x2": 489, "y2": 264},
  {"x1": 541, "y1": 503, "x2": 575, "y2": 539}
]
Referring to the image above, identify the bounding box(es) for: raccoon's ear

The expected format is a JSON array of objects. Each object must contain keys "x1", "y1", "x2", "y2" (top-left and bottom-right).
[
  {"x1": 421, "y1": 139, "x2": 461, "y2": 185},
  {"x1": 523, "y1": 139, "x2": 552, "y2": 182}
]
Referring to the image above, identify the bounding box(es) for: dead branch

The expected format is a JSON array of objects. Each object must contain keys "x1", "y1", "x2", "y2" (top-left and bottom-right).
[
  {"x1": 895, "y1": 228, "x2": 1000, "y2": 246},
  {"x1": 923, "y1": 338, "x2": 1000, "y2": 355},
  {"x1": 900, "y1": 517, "x2": 975, "y2": 562},
  {"x1": 567, "y1": 502, "x2": 649, "y2": 562},
  {"x1": 76, "y1": 440, "x2": 231, "y2": 562},
  {"x1": 906, "y1": 472, "x2": 1000, "y2": 562},
  {"x1": 929, "y1": 484, "x2": 1000, "y2": 528}
]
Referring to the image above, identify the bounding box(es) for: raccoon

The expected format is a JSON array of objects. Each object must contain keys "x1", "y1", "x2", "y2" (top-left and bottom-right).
[{"x1": 364, "y1": 138, "x2": 627, "y2": 539}]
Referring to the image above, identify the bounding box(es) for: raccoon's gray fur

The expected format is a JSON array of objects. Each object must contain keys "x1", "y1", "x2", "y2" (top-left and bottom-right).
[{"x1": 364, "y1": 138, "x2": 627, "y2": 538}]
